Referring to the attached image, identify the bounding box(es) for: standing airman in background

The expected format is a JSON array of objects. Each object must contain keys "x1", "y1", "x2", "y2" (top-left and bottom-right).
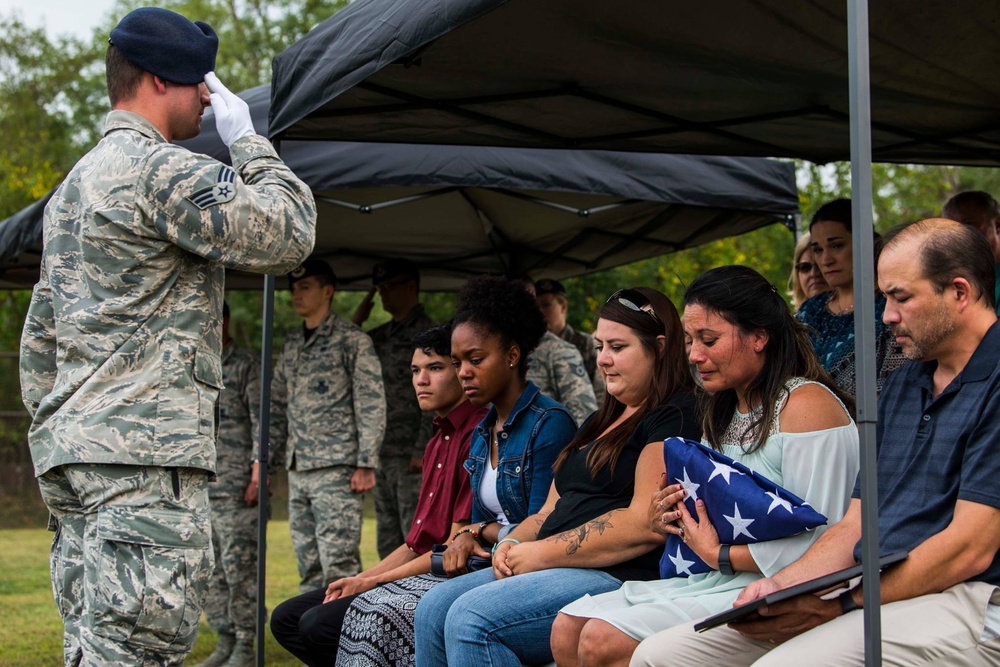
[
  {"x1": 269, "y1": 258, "x2": 386, "y2": 592},
  {"x1": 535, "y1": 278, "x2": 606, "y2": 402},
  {"x1": 353, "y1": 259, "x2": 436, "y2": 558},
  {"x1": 196, "y1": 303, "x2": 262, "y2": 667},
  {"x1": 521, "y1": 279, "x2": 598, "y2": 426},
  {"x1": 19, "y1": 6, "x2": 315, "y2": 664}
]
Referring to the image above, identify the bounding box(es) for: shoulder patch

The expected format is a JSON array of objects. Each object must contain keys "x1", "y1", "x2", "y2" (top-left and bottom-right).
[{"x1": 187, "y1": 165, "x2": 237, "y2": 209}]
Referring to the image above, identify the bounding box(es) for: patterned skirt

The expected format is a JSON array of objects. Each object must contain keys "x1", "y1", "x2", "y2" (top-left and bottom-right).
[{"x1": 335, "y1": 574, "x2": 443, "y2": 667}]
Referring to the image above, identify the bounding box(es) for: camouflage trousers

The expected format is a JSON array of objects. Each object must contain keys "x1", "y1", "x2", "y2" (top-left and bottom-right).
[
  {"x1": 373, "y1": 455, "x2": 423, "y2": 559},
  {"x1": 203, "y1": 497, "x2": 259, "y2": 640},
  {"x1": 36, "y1": 464, "x2": 213, "y2": 667},
  {"x1": 288, "y1": 466, "x2": 363, "y2": 592}
]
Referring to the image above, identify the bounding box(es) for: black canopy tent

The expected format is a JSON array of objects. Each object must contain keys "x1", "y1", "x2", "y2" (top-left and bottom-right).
[
  {"x1": 268, "y1": 0, "x2": 1000, "y2": 664},
  {"x1": 0, "y1": 190, "x2": 53, "y2": 289},
  {"x1": 269, "y1": 0, "x2": 1000, "y2": 166},
  {"x1": 0, "y1": 84, "x2": 798, "y2": 291}
]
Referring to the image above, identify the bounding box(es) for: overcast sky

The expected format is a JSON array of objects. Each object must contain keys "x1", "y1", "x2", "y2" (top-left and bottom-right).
[{"x1": 0, "y1": 0, "x2": 120, "y2": 40}]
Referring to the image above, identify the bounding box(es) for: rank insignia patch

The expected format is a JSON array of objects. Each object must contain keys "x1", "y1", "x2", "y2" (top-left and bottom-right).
[{"x1": 188, "y1": 166, "x2": 237, "y2": 209}]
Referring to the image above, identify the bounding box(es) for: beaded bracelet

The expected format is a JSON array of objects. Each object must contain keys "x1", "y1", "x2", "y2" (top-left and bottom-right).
[{"x1": 451, "y1": 526, "x2": 478, "y2": 542}]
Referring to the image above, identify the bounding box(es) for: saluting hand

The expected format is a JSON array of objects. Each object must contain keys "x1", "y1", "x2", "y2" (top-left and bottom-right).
[{"x1": 205, "y1": 72, "x2": 256, "y2": 147}]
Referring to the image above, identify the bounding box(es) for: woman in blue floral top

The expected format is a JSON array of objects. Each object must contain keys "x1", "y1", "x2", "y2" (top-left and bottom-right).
[{"x1": 795, "y1": 198, "x2": 904, "y2": 395}]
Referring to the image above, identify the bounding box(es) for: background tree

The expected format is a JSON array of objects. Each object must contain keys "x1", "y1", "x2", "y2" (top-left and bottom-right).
[{"x1": 0, "y1": 17, "x2": 105, "y2": 220}]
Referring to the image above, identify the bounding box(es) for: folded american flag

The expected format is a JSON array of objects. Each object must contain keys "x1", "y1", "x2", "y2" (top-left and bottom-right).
[{"x1": 659, "y1": 437, "x2": 827, "y2": 579}]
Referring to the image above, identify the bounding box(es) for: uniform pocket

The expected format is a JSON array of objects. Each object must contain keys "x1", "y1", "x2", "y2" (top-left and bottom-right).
[
  {"x1": 90, "y1": 505, "x2": 211, "y2": 652},
  {"x1": 193, "y1": 348, "x2": 223, "y2": 437}
]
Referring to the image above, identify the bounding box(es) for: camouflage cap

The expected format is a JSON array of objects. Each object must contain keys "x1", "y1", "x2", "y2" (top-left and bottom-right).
[
  {"x1": 110, "y1": 7, "x2": 218, "y2": 85},
  {"x1": 534, "y1": 278, "x2": 567, "y2": 297},
  {"x1": 372, "y1": 258, "x2": 419, "y2": 287},
  {"x1": 288, "y1": 258, "x2": 336, "y2": 289}
]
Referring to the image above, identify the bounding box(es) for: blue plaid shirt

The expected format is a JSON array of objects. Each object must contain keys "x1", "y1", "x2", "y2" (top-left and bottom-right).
[{"x1": 856, "y1": 320, "x2": 1000, "y2": 585}]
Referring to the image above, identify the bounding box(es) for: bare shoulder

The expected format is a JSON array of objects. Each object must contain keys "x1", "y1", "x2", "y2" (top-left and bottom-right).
[{"x1": 779, "y1": 382, "x2": 852, "y2": 434}]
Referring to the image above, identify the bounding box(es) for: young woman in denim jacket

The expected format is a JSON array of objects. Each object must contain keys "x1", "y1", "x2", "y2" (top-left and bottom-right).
[
  {"x1": 413, "y1": 287, "x2": 702, "y2": 667},
  {"x1": 317, "y1": 275, "x2": 578, "y2": 667}
]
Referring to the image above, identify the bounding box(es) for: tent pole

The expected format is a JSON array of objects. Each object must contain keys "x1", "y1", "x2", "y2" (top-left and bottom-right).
[
  {"x1": 255, "y1": 272, "x2": 275, "y2": 667},
  {"x1": 254, "y1": 138, "x2": 282, "y2": 667},
  {"x1": 847, "y1": 1, "x2": 882, "y2": 665}
]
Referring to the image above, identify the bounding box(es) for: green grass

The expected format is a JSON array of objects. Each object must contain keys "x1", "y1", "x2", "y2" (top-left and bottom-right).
[{"x1": 0, "y1": 513, "x2": 380, "y2": 666}]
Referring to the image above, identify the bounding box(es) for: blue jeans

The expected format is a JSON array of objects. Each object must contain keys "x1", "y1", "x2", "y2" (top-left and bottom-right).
[{"x1": 414, "y1": 567, "x2": 622, "y2": 667}]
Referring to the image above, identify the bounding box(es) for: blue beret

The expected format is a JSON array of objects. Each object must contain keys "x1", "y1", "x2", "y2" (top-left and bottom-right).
[{"x1": 110, "y1": 7, "x2": 218, "y2": 85}]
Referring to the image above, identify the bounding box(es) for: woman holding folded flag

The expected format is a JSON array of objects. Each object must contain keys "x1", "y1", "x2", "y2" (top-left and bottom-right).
[{"x1": 550, "y1": 266, "x2": 861, "y2": 667}]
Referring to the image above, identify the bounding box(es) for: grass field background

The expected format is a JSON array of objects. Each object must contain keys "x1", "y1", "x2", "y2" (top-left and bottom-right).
[{"x1": 0, "y1": 506, "x2": 380, "y2": 666}]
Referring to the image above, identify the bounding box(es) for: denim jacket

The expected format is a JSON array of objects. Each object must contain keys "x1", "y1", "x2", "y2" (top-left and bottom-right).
[{"x1": 464, "y1": 382, "x2": 577, "y2": 527}]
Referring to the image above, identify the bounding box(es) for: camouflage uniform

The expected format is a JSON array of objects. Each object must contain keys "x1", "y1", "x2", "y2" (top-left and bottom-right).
[
  {"x1": 368, "y1": 304, "x2": 435, "y2": 558},
  {"x1": 203, "y1": 341, "x2": 261, "y2": 645},
  {"x1": 526, "y1": 331, "x2": 598, "y2": 426},
  {"x1": 270, "y1": 311, "x2": 386, "y2": 591},
  {"x1": 19, "y1": 110, "x2": 315, "y2": 666},
  {"x1": 558, "y1": 323, "x2": 606, "y2": 403}
]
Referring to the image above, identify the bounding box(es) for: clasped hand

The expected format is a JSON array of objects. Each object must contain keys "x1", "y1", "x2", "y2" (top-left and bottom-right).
[{"x1": 493, "y1": 540, "x2": 545, "y2": 579}]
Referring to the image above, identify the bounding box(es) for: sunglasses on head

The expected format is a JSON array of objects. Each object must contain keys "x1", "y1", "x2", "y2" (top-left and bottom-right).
[
  {"x1": 607, "y1": 288, "x2": 659, "y2": 321},
  {"x1": 795, "y1": 262, "x2": 817, "y2": 273}
]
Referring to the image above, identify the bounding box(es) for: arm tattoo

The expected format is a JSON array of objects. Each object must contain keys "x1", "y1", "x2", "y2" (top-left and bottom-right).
[{"x1": 551, "y1": 510, "x2": 620, "y2": 555}]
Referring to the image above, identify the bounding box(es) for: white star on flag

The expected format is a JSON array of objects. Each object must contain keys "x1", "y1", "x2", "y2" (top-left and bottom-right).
[
  {"x1": 707, "y1": 460, "x2": 743, "y2": 484},
  {"x1": 667, "y1": 544, "x2": 696, "y2": 576},
  {"x1": 678, "y1": 467, "x2": 701, "y2": 504},
  {"x1": 765, "y1": 490, "x2": 794, "y2": 514},
  {"x1": 724, "y1": 503, "x2": 756, "y2": 540}
]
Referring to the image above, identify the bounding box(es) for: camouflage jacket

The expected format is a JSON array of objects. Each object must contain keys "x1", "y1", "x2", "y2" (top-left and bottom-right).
[
  {"x1": 558, "y1": 323, "x2": 606, "y2": 403},
  {"x1": 368, "y1": 304, "x2": 435, "y2": 459},
  {"x1": 19, "y1": 111, "x2": 315, "y2": 476},
  {"x1": 209, "y1": 341, "x2": 261, "y2": 499},
  {"x1": 270, "y1": 311, "x2": 386, "y2": 471},
  {"x1": 526, "y1": 331, "x2": 598, "y2": 427}
]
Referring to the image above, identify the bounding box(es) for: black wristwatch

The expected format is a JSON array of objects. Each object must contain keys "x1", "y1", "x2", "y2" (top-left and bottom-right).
[
  {"x1": 718, "y1": 544, "x2": 734, "y2": 576},
  {"x1": 838, "y1": 589, "x2": 861, "y2": 615}
]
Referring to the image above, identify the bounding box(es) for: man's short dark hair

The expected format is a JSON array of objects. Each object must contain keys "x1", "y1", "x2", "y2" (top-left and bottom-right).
[
  {"x1": 882, "y1": 219, "x2": 996, "y2": 311},
  {"x1": 412, "y1": 324, "x2": 452, "y2": 357},
  {"x1": 106, "y1": 45, "x2": 145, "y2": 107},
  {"x1": 943, "y1": 191, "x2": 1000, "y2": 219}
]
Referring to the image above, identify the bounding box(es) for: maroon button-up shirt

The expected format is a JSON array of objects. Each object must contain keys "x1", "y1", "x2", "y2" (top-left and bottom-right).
[{"x1": 405, "y1": 399, "x2": 487, "y2": 554}]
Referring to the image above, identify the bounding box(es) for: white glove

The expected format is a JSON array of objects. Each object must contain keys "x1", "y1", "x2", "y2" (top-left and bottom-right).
[{"x1": 205, "y1": 71, "x2": 256, "y2": 147}]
